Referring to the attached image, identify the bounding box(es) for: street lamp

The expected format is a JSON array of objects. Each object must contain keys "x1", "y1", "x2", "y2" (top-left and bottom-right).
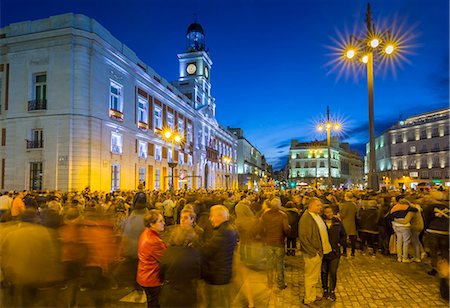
[
  {"x1": 161, "y1": 128, "x2": 183, "y2": 191},
  {"x1": 222, "y1": 156, "x2": 232, "y2": 189},
  {"x1": 317, "y1": 106, "x2": 341, "y2": 188},
  {"x1": 308, "y1": 147, "x2": 323, "y2": 189},
  {"x1": 336, "y1": 3, "x2": 410, "y2": 190}
]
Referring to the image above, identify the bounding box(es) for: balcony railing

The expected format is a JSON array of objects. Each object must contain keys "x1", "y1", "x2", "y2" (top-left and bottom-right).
[
  {"x1": 28, "y1": 99, "x2": 47, "y2": 111},
  {"x1": 26, "y1": 139, "x2": 43, "y2": 149}
]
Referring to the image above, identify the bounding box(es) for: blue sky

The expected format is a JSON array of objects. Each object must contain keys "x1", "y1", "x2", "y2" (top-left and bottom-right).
[{"x1": 2, "y1": 0, "x2": 448, "y2": 170}]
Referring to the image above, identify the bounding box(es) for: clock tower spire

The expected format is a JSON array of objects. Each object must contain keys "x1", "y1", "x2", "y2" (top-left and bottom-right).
[{"x1": 174, "y1": 20, "x2": 215, "y2": 118}]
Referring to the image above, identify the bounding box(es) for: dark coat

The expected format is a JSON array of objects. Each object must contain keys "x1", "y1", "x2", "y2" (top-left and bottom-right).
[
  {"x1": 159, "y1": 246, "x2": 202, "y2": 308},
  {"x1": 201, "y1": 221, "x2": 238, "y2": 285},
  {"x1": 358, "y1": 201, "x2": 380, "y2": 234},
  {"x1": 285, "y1": 208, "x2": 300, "y2": 239},
  {"x1": 324, "y1": 217, "x2": 346, "y2": 255}
]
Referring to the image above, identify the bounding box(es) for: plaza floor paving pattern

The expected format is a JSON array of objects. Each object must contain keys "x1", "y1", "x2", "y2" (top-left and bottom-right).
[{"x1": 108, "y1": 252, "x2": 447, "y2": 308}]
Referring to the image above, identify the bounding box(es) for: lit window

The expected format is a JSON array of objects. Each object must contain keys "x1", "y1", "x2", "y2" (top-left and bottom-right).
[
  {"x1": 167, "y1": 113, "x2": 174, "y2": 130},
  {"x1": 178, "y1": 119, "x2": 184, "y2": 135},
  {"x1": 111, "y1": 132, "x2": 123, "y2": 154},
  {"x1": 109, "y1": 80, "x2": 123, "y2": 119},
  {"x1": 153, "y1": 106, "x2": 162, "y2": 130},
  {"x1": 188, "y1": 154, "x2": 193, "y2": 166},
  {"x1": 111, "y1": 164, "x2": 120, "y2": 191},
  {"x1": 410, "y1": 146, "x2": 416, "y2": 153},
  {"x1": 179, "y1": 151, "x2": 184, "y2": 165},
  {"x1": 187, "y1": 124, "x2": 193, "y2": 144},
  {"x1": 138, "y1": 141, "x2": 147, "y2": 159},
  {"x1": 168, "y1": 149, "x2": 173, "y2": 162},
  {"x1": 155, "y1": 145, "x2": 162, "y2": 161},
  {"x1": 155, "y1": 169, "x2": 160, "y2": 190},
  {"x1": 138, "y1": 96, "x2": 148, "y2": 129},
  {"x1": 139, "y1": 167, "x2": 146, "y2": 186}
]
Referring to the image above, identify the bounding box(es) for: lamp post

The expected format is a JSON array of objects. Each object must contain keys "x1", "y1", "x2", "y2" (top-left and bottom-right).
[
  {"x1": 336, "y1": 3, "x2": 409, "y2": 190},
  {"x1": 308, "y1": 148, "x2": 323, "y2": 189},
  {"x1": 162, "y1": 128, "x2": 183, "y2": 191},
  {"x1": 222, "y1": 156, "x2": 232, "y2": 190},
  {"x1": 317, "y1": 106, "x2": 341, "y2": 188}
]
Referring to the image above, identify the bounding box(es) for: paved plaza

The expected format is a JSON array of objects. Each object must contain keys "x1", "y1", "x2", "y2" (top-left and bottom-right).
[{"x1": 103, "y1": 251, "x2": 447, "y2": 308}]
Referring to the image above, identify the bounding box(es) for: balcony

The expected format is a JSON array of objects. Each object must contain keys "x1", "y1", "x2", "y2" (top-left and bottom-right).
[
  {"x1": 395, "y1": 151, "x2": 404, "y2": 156},
  {"x1": 28, "y1": 99, "x2": 47, "y2": 111},
  {"x1": 26, "y1": 139, "x2": 43, "y2": 149}
]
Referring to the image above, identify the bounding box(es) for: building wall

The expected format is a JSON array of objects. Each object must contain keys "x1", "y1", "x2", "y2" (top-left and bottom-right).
[
  {"x1": 0, "y1": 13, "x2": 237, "y2": 192},
  {"x1": 367, "y1": 108, "x2": 450, "y2": 188}
]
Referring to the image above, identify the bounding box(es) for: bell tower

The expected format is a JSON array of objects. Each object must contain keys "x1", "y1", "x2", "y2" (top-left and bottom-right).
[{"x1": 176, "y1": 20, "x2": 215, "y2": 118}]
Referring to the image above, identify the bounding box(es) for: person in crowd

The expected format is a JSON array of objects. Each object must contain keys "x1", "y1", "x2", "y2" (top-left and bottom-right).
[
  {"x1": 0, "y1": 191, "x2": 13, "y2": 217},
  {"x1": 161, "y1": 195, "x2": 175, "y2": 226},
  {"x1": 299, "y1": 197, "x2": 332, "y2": 306},
  {"x1": 159, "y1": 226, "x2": 202, "y2": 308},
  {"x1": 137, "y1": 210, "x2": 167, "y2": 308},
  {"x1": 133, "y1": 184, "x2": 147, "y2": 211},
  {"x1": 423, "y1": 190, "x2": 449, "y2": 276},
  {"x1": 2, "y1": 209, "x2": 64, "y2": 307},
  {"x1": 118, "y1": 201, "x2": 147, "y2": 293},
  {"x1": 390, "y1": 198, "x2": 418, "y2": 262},
  {"x1": 201, "y1": 205, "x2": 238, "y2": 308},
  {"x1": 179, "y1": 208, "x2": 205, "y2": 246},
  {"x1": 285, "y1": 201, "x2": 300, "y2": 256},
  {"x1": 321, "y1": 206, "x2": 346, "y2": 301},
  {"x1": 378, "y1": 196, "x2": 393, "y2": 256},
  {"x1": 409, "y1": 201, "x2": 426, "y2": 262},
  {"x1": 338, "y1": 192, "x2": 357, "y2": 256},
  {"x1": 358, "y1": 199, "x2": 380, "y2": 257},
  {"x1": 59, "y1": 208, "x2": 85, "y2": 308},
  {"x1": 11, "y1": 191, "x2": 26, "y2": 219},
  {"x1": 235, "y1": 194, "x2": 256, "y2": 265},
  {"x1": 260, "y1": 197, "x2": 291, "y2": 290}
]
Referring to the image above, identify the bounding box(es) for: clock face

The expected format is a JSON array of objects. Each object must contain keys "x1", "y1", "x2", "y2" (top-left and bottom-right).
[
  {"x1": 186, "y1": 63, "x2": 197, "y2": 75},
  {"x1": 204, "y1": 66, "x2": 209, "y2": 78}
]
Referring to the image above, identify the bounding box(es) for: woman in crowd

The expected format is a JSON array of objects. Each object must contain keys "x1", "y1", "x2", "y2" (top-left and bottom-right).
[
  {"x1": 390, "y1": 198, "x2": 418, "y2": 262},
  {"x1": 137, "y1": 210, "x2": 167, "y2": 308},
  {"x1": 358, "y1": 199, "x2": 380, "y2": 256},
  {"x1": 321, "y1": 206, "x2": 346, "y2": 301},
  {"x1": 159, "y1": 226, "x2": 202, "y2": 308}
]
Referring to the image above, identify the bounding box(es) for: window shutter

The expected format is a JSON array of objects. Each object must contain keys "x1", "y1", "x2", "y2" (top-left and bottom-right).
[
  {"x1": 135, "y1": 139, "x2": 138, "y2": 153},
  {"x1": 148, "y1": 142, "x2": 154, "y2": 156},
  {"x1": 134, "y1": 86, "x2": 137, "y2": 124},
  {"x1": 162, "y1": 104, "x2": 167, "y2": 127},
  {"x1": 162, "y1": 147, "x2": 167, "y2": 159},
  {"x1": 148, "y1": 95, "x2": 153, "y2": 129}
]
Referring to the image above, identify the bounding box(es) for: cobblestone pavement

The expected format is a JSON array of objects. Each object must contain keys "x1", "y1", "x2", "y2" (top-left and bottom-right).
[{"x1": 266, "y1": 252, "x2": 448, "y2": 308}]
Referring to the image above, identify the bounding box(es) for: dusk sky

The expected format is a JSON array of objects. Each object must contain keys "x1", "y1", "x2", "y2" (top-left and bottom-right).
[{"x1": 2, "y1": 0, "x2": 448, "y2": 170}]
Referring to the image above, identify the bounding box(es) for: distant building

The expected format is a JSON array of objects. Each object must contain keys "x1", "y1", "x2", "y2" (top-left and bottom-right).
[
  {"x1": 0, "y1": 14, "x2": 237, "y2": 191},
  {"x1": 227, "y1": 127, "x2": 272, "y2": 190},
  {"x1": 289, "y1": 138, "x2": 364, "y2": 188},
  {"x1": 366, "y1": 108, "x2": 449, "y2": 189}
]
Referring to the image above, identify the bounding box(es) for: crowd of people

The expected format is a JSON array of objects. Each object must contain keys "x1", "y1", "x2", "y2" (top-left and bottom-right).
[{"x1": 0, "y1": 184, "x2": 448, "y2": 307}]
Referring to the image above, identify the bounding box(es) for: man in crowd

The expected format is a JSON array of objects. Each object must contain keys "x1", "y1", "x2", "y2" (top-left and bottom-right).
[
  {"x1": 260, "y1": 197, "x2": 291, "y2": 289},
  {"x1": 201, "y1": 205, "x2": 238, "y2": 308},
  {"x1": 299, "y1": 197, "x2": 332, "y2": 306}
]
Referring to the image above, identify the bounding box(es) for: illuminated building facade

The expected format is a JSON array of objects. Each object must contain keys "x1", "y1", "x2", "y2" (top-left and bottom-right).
[
  {"x1": 367, "y1": 108, "x2": 450, "y2": 188},
  {"x1": 0, "y1": 14, "x2": 237, "y2": 191},
  {"x1": 227, "y1": 128, "x2": 272, "y2": 190},
  {"x1": 289, "y1": 138, "x2": 364, "y2": 188}
]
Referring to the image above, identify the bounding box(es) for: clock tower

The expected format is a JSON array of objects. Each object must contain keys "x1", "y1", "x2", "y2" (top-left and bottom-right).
[{"x1": 175, "y1": 21, "x2": 215, "y2": 117}]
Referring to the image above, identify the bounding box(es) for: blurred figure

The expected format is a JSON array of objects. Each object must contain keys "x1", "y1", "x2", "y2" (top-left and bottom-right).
[
  {"x1": 0, "y1": 191, "x2": 13, "y2": 216},
  {"x1": 2, "y1": 209, "x2": 63, "y2": 307},
  {"x1": 339, "y1": 192, "x2": 357, "y2": 256},
  {"x1": 260, "y1": 197, "x2": 291, "y2": 290},
  {"x1": 11, "y1": 191, "x2": 26, "y2": 219},
  {"x1": 118, "y1": 202, "x2": 147, "y2": 292},
  {"x1": 59, "y1": 208, "x2": 85, "y2": 307},
  {"x1": 159, "y1": 226, "x2": 202, "y2": 308},
  {"x1": 201, "y1": 205, "x2": 238, "y2": 308},
  {"x1": 234, "y1": 195, "x2": 256, "y2": 264},
  {"x1": 162, "y1": 195, "x2": 175, "y2": 225},
  {"x1": 321, "y1": 206, "x2": 346, "y2": 302},
  {"x1": 299, "y1": 197, "x2": 332, "y2": 306},
  {"x1": 358, "y1": 199, "x2": 380, "y2": 256},
  {"x1": 285, "y1": 201, "x2": 300, "y2": 256},
  {"x1": 137, "y1": 210, "x2": 167, "y2": 308},
  {"x1": 180, "y1": 209, "x2": 205, "y2": 246},
  {"x1": 423, "y1": 191, "x2": 449, "y2": 276}
]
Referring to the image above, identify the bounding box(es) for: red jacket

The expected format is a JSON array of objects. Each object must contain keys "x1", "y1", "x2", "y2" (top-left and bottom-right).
[{"x1": 136, "y1": 228, "x2": 167, "y2": 287}]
